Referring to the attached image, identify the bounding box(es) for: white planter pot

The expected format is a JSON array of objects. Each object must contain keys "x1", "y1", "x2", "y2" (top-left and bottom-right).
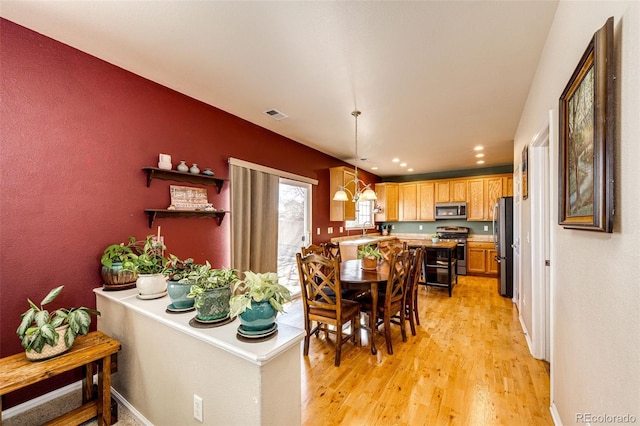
[{"x1": 136, "y1": 273, "x2": 167, "y2": 296}]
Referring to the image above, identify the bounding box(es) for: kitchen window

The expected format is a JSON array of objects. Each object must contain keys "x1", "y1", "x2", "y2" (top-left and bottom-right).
[{"x1": 345, "y1": 200, "x2": 375, "y2": 229}]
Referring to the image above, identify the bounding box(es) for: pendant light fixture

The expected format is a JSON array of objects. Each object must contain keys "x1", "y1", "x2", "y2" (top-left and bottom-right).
[{"x1": 333, "y1": 110, "x2": 377, "y2": 203}]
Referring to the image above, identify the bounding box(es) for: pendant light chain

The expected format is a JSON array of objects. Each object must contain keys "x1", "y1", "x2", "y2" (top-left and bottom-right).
[{"x1": 353, "y1": 110, "x2": 361, "y2": 179}]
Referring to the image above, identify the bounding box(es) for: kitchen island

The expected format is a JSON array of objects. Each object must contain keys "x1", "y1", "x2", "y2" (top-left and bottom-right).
[{"x1": 94, "y1": 288, "x2": 304, "y2": 425}]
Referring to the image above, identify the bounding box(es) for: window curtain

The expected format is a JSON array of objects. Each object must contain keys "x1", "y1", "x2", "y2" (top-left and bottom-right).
[{"x1": 230, "y1": 164, "x2": 279, "y2": 276}]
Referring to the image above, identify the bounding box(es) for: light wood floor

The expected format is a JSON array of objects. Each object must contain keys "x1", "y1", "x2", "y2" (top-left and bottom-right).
[{"x1": 281, "y1": 275, "x2": 552, "y2": 426}]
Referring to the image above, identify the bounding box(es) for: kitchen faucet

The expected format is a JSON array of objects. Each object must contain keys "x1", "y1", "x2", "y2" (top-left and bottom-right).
[{"x1": 362, "y1": 221, "x2": 372, "y2": 236}]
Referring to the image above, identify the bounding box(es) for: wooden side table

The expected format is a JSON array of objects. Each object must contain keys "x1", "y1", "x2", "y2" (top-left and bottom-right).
[{"x1": 0, "y1": 331, "x2": 121, "y2": 426}]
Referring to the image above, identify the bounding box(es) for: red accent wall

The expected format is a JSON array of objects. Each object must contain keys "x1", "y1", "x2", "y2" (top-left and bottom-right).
[{"x1": 0, "y1": 19, "x2": 379, "y2": 408}]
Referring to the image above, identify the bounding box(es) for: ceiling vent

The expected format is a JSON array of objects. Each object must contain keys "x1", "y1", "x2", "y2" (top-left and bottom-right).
[{"x1": 264, "y1": 109, "x2": 288, "y2": 121}]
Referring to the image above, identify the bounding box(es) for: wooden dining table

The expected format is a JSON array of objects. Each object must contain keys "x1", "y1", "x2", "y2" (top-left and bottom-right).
[{"x1": 340, "y1": 259, "x2": 389, "y2": 355}]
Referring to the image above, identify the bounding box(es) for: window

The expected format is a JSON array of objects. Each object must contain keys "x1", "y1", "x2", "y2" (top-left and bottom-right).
[{"x1": 345, "y1": 200, "x2": 375, "y2": 229}]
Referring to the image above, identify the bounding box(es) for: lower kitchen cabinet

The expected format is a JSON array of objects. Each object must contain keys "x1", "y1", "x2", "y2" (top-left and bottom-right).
[{"x1": 467, "y1": 241, "x2": 498, "y2": 276}]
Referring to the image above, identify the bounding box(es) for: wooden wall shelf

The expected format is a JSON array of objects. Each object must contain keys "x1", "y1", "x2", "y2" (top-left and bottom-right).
[
  {"x1": 144, "y1": 209, "x2": 228, "y2": 228},
  {"x1": 142, "y1": 167, "x2": 227, "y2": 194}
]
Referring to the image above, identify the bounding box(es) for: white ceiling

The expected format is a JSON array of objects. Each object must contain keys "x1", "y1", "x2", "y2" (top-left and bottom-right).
[{"x1": 1, "y1": 1, "x2": 558, "y2": 177}]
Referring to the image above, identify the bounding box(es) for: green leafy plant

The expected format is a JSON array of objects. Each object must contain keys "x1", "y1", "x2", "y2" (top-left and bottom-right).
[
  {"x1": 431, "y1": 233, "x2": 441, "y2": 238},
  {"x1": 229, "y1": 271, "x2": 292, "y2": 318},
  {"x1": 357, "y1": 244, "x2": 383, "y2": 260},
  {"x1": 124, "y1": 235, "x2": 166, "y2": 274},
  {"x1": 101, "y1": 236, "x2": 138, "y2": 268},
  {"x1": 186, "y1": 264, "x2": 239, "y2": 307},
  {"x1": 163, "y1": 254, "x2": 196, "y2": 282},
  {"x1": 16, "y1": 286, "x2": 101, "y2": 353}
]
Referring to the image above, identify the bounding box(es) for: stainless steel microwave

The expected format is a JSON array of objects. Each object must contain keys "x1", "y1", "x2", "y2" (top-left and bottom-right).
[{"x1": 435, "y1": 203, "x2": 467, "y2": 220}]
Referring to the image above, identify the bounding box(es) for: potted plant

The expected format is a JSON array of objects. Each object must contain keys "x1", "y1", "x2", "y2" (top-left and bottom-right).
[
  {"x1": 431, "y1": 233, "x2": 441, "y2": 243},
  {"x1": 124, "y1": 235, "x2": 167, "y2": 298},
  {"x1": 100, "y1": 236, "x2": 138, "y2": 290},
  {"x1": 358, "y1": 244, "x2": 383, "y2": 270},
  {"x1": 164, "y1": 255, "x2": 197, "y2": 310},
  {"x1": 185, "y1": 264, "x2": 239, "y2": 322},
  {"x1": 16, "y1": 286, "x2": 101, "y2": 361},
  {"x1": 229, "y1": 271, "x2": 292, "y2": 333}
]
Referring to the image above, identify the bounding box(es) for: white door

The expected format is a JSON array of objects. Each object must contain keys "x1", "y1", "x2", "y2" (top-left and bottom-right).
[{"x1": 277, "y1": 179, "x2": 311, "y2": 297}]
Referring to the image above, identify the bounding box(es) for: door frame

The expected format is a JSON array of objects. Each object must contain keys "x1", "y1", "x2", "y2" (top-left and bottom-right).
[{"x1": 529, "y1": 113, "x2": 551, "y2": 361}]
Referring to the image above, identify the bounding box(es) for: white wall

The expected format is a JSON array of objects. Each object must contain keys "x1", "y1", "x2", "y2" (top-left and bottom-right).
[{"x1": 514, "y1": 1, "x2": 640, "y2": 424}]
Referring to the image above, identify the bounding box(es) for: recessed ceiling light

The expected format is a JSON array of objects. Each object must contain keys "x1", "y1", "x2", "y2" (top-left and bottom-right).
[
  {"x1": 400, "y1": 163, "x2": 407, "y2": 167},
  {"x1": 476, "y1": 153, "x2": 485, "y2": 158},
  {"x1": 474, "y1": 146, "x2": 484, "y2": 151},
  {"x1": 477, "y1": 160, "x2": 485, "y2": 164},
  {"x1": 407, "y1": 168, "x2": 414, "y2": 172},
  {"x1": 392, "y1": 158, "x2": 400, "y2": 163},
  {"x1": 371, "y1": 166, "x2": 378, "y2": 170}
]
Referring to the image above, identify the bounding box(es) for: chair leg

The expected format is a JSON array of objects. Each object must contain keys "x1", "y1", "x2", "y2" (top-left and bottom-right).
[
  {"x1": 335, "y1": 321, "x2": 342, "y2": 366},
  {"x1": 400, "y1": 309, "x2": 407, "y2": 343},
  {"x1": 414, "y1": 297, "x2": 420, "y2": 326},
  {"x1": 408, "y1": 303, "x2": 417, "y2": 336},
  {"x1": 383, "y1": 312, "x2": 393, "y2": 355},
  {"x1": 303, "y1": 320, "x2": 312, "y2": 356}
]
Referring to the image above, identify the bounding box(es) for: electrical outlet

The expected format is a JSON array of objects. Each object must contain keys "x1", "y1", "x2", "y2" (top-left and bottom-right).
[
  {"x1": 484, "y1": 225, "x2": 488, "y2": 231},
  {"x1": 391, "y1": 225, "x2": 395, "y2": 230},
  {"x1": 339, "y1": 227, "x2": 343, "y2": 233},
  {"x1": 328, "y1": 227, "x2": 333, "y2": 234},
  {"x1": 316, "y1": 227, "x2": 320, "y2": 235},
  {"x1": 419, "y1": 225, "x2": 423, "y2": 230},
  {"x1": 194, "y1": 394, "x2": 203, "y2": 422}
]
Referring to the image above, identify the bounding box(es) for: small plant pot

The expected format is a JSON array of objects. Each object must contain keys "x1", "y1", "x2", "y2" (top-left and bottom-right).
[
  {"x1": 195, "y1": 286, "x2": 231, "y2": 321},
  {"x1": 101, "y1": 262, "x2": 137, "y2": 291},
  {"x1": 136, "y1": 273, "x2": 167, "y2": 296},
  {"x1": 25, "y1": 325, "x2": 70, "y2": 361},
  {"x1": 239, "y1": 301, "x2": 277, "y2": 332},
  {"x1": 167, "y1": 281, "x2": 194, "y2": 309},
  {"x1": 362, "y1": 256, "x2": 378, "y2": 270},
  {"x1": 431, "y1": 238, "x2": 440, "y2": 244}
]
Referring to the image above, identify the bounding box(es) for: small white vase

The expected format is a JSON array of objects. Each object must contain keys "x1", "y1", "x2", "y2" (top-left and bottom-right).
[
  {"x1": 189, "y1": 163, "x2": 200, "y2": 174},
  {"x1": 177, "y1": 161, "x2": 189, "y2": 172}
]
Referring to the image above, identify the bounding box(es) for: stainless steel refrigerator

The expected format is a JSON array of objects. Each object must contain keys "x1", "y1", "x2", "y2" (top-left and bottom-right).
[{"x1": 493, "y1": 196, "x2": 513, "y2": 298}]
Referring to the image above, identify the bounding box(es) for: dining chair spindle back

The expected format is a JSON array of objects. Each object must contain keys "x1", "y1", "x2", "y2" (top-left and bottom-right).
[{"x1": 296, "y1": 253, "x2": 361, "y2": 366}]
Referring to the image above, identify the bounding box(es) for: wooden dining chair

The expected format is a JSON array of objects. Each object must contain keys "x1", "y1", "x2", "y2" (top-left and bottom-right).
[
  {"x1": 301, "y1": 244, "x2": 325, "y2": 257},
  {"x1": 322, "y1": 242, "x2": 342, "y2": 262},
  {"x1": 296, "y1": 253, "x2": 361, "y2": 366},
  {"x1": 378, "y1": 238, "x2": 407, "y2": 262},
  {"x1": 356, "y1": 250, "x2": 411, "y2": 355},
  {"x1": 404, "y1": 246, "x2": 425, "y2": 336}
]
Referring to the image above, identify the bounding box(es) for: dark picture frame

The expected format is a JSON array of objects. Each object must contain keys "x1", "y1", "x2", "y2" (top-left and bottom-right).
[
  {"x1": 558, "y1": 17, "x2": 614, "y2": 233},
  {"x1": 522, "y1": 145, "x2": 528, "y2": 200}
]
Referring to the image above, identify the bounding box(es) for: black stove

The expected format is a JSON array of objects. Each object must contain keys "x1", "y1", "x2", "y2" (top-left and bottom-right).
[{"x1": 436, "y1": 226, "x2": 468, "y2": 275}]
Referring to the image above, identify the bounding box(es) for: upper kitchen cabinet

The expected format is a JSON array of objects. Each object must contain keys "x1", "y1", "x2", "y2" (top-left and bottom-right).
[
  {"x1": 329, "y1": 166, "x2": 356, "y2": 221},
  {"x1": 374, "y1": 182, "x2": 399, "y2": 222},
  {"x1": 466, "y1": 174, "x2": 513, "y2": 221},
  {"x1": 399, "y1": 183, "x2": 417, "y2": 221},
  {"x1": 435, "y1": 179, "x2": 467, "y2": 203},
  {"x1": 417, "y1": 181, "x2": 436, "y2": 221}
]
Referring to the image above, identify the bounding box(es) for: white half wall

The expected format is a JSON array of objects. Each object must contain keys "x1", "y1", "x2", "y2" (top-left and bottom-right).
[{"x1": 514, "y1": 1, "x2": 640, "y2": 424}]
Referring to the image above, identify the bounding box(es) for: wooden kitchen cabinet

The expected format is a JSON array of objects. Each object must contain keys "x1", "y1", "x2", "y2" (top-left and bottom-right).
[
  {"x1": 399, "y1": 183, "x2": 418, "y2": 221},
  {"x1": 435, "y1": 180, "x2": 451, "y2": 203},
  {"x1": 374, "y1": 182, "x2": 399, "y2": 222},
  {"x1": 417, "y1": 181, "x2": 435, "y2": 221},
  {"x1": 485, "y1": 176, "x2": 503, "y2": 221},
  {"x1": 330, "y1": 166, "x2": 356, "y2": 221},
  {"x1": 467, "y1": 241, "x2": 498, "y2": 276},
  {"x1": 466, "y1": 179, "x2": 485, "y2": 221}
]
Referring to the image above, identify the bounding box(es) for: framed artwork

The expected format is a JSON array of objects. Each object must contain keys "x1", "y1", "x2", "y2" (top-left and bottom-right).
[
  {"x1": 558, "y1": 17, "x2": 614, "y2": 233},
  {"x1": 522, "y1": 145, "x2": 528, "y2": 200},
  {"x1": 169, "y1": 185, "x2": 209, "y2": 210}
]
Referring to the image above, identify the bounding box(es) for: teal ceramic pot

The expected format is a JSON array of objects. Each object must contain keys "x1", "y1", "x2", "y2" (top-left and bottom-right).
[
  {"x1": 239, "y1": 301, "x2": 277, "y2": 331},
  {"x1": 167, "y1": 281, "x2": 194, "y2": 309},
  {"x1": 195, "y1": 286, "x2": 231, "y2": 321}
]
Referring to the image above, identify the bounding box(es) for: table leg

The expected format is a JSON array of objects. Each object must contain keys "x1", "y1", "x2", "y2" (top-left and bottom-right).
[
  {"x1": 447, "y1": 250, "x2": 453, "y2": 297},
  {"x1": 97, "y1": 355, "x2": 112, "y2": 426},
  {"x1": 370, "y1": 282, "x2": 378, "y2": 355},
  {"x1": 82, "y1": 362, "x2": 94, "y2": 403}
]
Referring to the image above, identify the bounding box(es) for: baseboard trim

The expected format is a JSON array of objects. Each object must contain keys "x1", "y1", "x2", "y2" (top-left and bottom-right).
[
  {"x1": 550, "y1": 402, "x2": 563, "y2": 425},
  {"x1": 111, "y1": 388, "x2": 153, "y2": 426},
  {"x1": 519, "y1": 313, "x2": 535, "y2": 356},
  {"x1": 3, "y1": 380, "x2": 151, "y2": 426},
  {"x1": 2, "y1": 381, "x2": 81, "y2": 419}
]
